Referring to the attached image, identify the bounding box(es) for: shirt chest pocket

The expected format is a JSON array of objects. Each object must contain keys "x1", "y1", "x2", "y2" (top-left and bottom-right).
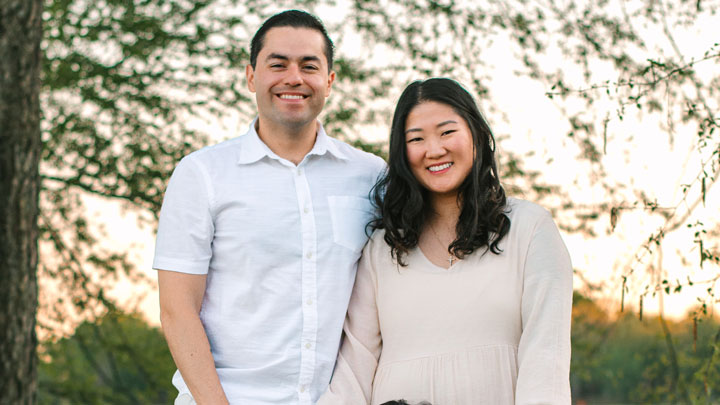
[{"x1": 327, "y1": 195, "x2": 375, "y2": 253}]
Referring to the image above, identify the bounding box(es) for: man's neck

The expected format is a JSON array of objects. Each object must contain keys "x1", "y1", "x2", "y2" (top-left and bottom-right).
[{"x1": 255, "y1": 118, "x2": 318, "y2": 166}]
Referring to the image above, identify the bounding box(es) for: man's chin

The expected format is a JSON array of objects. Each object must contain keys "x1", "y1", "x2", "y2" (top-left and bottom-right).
[
  {"x1": 259, "y1": 109, "x2": 322, "y2": 132},
  {"x1": 277, "y1": 116, "x2": 318, "y2": 131}
]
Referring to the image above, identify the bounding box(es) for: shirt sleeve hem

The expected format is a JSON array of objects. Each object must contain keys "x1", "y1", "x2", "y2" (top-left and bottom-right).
[{"x1": 152, "y1": 257, "x2": 210, "y2": 275}]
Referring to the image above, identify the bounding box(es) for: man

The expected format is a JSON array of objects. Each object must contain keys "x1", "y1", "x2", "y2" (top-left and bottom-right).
[{"x1": 153, "y1": 10, "x2": 386, "y2": 405}]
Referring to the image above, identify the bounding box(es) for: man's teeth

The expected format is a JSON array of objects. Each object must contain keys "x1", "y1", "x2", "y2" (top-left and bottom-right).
[
  {"x1": 279, "y1": 94, "x2": 304, "y2": 99},
  {"x1": 428, "y1": 163, "x2": 452, "y2": 172}
]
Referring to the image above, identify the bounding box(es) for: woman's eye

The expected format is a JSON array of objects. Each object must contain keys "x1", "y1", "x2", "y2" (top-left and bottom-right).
[
  {"x1": 441, "y1": 129, "x2": 456, "y2": 136},
  {"x1": 407, "y1": 137, "x2": 422, "y2": 143}
]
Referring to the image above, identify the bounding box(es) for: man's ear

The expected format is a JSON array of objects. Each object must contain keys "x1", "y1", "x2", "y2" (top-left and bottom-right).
[
  {"x1": 325, "y1": 70, "x2": 336, "y2": 97},
  {"x1": 246, "y1": 65, "x2": 256, "y2": 93}
]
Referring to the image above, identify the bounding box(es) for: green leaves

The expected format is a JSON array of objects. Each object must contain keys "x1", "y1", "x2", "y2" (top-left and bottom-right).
[
  {"x1": 572, "y1": 293, "x2": 720, "y2": 403},
  {"x1": 40, "y1": 10, "x2": 720, "y2": 404},
  {"x1": 38, "y1": 310, "x2": 176, "y2": 404}
]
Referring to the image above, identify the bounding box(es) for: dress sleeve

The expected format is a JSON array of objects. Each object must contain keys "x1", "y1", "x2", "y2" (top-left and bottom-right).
[
  {"x1": 515, "y1": 212, "x2": 573, "y2": 405},
  {"x1": 317, "y1": 240, "x2": 382, "y2": 405}
]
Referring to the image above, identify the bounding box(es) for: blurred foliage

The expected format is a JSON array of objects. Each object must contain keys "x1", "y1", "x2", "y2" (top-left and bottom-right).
[
  {"x1": 38, "y1": 310, "x2": 175, "y2": 404},
  {"x1": 347, "y1": 0, "x2": 720, "y2": 276},
  {"x1": 38, "y1": 0, "x2": 393, "y2": 335},
  {"x1": 571, "y1": 292, "x2": 720, "y2": 404},
  {"x1": 39, "y1": 0, "x2": 551, "y2": 337},
  {"x1": 344, "y1": 4, "x2": 720, "y2": 397},
  {"x1": 39, "y1": 0, "x2": 719, "y2": 400},
  {"x1": 37, "y1": 295, "x2": 720, "y2": 403}
]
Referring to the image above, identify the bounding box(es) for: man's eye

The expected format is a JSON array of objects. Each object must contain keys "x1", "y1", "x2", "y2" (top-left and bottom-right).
[
  {"x1": 270, "y1": 64, "x2": 284, "y2": 68},
  {"x1": 303, "y1": 65, "x2": 319, "y2": 70}
]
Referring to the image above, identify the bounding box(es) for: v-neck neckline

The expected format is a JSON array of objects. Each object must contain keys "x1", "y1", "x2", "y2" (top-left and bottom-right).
[{"x1": 414, "y1": 245, "x2": 462, "y2": 273}]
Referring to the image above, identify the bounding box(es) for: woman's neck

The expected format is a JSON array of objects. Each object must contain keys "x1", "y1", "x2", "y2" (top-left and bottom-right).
[{"x1": 427, "y1": 193, "x2": 461, "y2": 230}]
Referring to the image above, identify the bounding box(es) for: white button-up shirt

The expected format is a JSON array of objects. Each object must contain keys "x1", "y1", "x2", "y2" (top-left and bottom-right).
[{"x1": 153, "y1": 120, "x2": 386, "y2": 404}]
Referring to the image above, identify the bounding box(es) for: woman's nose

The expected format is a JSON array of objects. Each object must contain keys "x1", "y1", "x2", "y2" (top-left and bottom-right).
[{"x1": 426, "y1": 138, "x2": 447, "y2": 158}]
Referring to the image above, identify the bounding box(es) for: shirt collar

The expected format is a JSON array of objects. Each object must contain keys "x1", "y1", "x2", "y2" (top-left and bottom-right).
[
  {"x1": 308, "y1": 121, "x2": 349, "y2": 161},
  {"x1": 236, "y1": 117, "x2": 349, "y2": 165}
]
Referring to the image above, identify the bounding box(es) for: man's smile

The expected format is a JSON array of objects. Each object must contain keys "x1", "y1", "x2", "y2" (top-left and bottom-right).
[{"x1": 276, "y1": 92, "x2": 309, "y2": 100}]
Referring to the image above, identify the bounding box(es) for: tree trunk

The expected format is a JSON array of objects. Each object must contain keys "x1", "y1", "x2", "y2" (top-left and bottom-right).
[{"x1": 0, "y1": 0, "x2": 43, "y2": 402}]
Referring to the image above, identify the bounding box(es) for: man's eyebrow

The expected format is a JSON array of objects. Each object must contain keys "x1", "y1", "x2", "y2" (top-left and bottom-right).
[
  {"x1": 266, "y1": 53, "x2": 321, "y2": 63},
  {"x1": 266, "y1": 53, "x2": 289, "y2": 61}
]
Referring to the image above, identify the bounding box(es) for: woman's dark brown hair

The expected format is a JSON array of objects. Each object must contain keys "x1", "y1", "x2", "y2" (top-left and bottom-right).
[{"x1": 371, "y1": 78, "x2": 510, "y2": 265}]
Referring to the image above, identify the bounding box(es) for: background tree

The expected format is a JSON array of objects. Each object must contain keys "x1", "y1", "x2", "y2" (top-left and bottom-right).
[
  {"x1": 346, "y1": 0, "x2": 719, "y2": 279},
  {"x1": 39, "y1": 0, "x2": 405, "y2": 336},
  {"x1": 38, "y1": 0, "x2": 719, "y2": 401},
  {"x1": 0, "y1": 0, "x2": 43, "y2": 402},
  {"x1": 39, "y1": 0, "x2": 554, "y2": 338},
  {"x1": 345, "y1": 1, "x2": 719, "y2": 398}
]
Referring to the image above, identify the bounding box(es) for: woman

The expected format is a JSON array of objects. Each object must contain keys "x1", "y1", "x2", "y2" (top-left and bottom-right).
[{"x1": 318, "y1": 78, "x2": 572, "y2": 405}]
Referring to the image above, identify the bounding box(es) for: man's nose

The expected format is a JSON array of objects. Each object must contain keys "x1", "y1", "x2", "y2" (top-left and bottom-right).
[{"x1": 284, "y1": 64, "x2": 303, "y2": 86}]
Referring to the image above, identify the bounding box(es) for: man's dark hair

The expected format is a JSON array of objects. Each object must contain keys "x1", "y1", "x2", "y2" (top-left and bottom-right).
[{"x1": 250, "y1": 10, "x2": 334, "y2": 72}]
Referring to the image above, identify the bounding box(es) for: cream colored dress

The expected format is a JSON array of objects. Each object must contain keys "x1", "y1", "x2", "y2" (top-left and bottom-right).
[{"x1": 318, "y1": 198, "x2": 572, "y2": 405}]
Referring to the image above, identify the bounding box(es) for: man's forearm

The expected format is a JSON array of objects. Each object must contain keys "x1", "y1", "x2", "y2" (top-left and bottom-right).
[{"x1": 162, "y1": 312, "x2": 229, "y2": 405}]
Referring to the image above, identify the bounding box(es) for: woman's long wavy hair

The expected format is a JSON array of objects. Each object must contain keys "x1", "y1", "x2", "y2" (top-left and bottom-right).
[{"x1": 371, "y1": 78, "x2": 510, "y2": 266}]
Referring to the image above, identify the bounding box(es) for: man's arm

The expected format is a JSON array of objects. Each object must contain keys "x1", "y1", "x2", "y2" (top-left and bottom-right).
[{"x1": 158, "y1": 270, "x2": 229, "y2": 405}]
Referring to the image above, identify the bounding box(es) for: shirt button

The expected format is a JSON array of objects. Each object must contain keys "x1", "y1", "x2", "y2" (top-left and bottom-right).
[
  {"x1": 306, "y1": 298, "x2": 313, "y2": 306},
  {"x1": 303, "y1": 207, "x2": 309, "y2": 214},
  {"x1": 306, "y1": 251, "x2": 312, "y2": 259},
  {"x1": 305, "y1": 342, "x2": 312, "y2": 349},
  {"x1": 297, "y1": 169, "x2": 303, "y2": 176},
  {"x1": 299, "y1": 385, "x2": 306, "y2": 393}
]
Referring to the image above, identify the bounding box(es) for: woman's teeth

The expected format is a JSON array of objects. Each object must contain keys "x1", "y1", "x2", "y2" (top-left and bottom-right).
[{"x1": 428, "y1": 163, "x2": 452, "y2": 172}]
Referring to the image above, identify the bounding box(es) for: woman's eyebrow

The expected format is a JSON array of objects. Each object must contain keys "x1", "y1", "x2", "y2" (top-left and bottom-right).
[
  {"x1": 405, "y1": 119, "x2": 458, "y2": 134},
  {"x1": 437, "y1": 120, "x2": 457, "y2": 127}
]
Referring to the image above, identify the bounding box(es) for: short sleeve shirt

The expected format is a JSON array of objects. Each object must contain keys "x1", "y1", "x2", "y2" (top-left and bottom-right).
[{"x1": 153, "y1": 119, "x2": 386, "y2": 404}]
